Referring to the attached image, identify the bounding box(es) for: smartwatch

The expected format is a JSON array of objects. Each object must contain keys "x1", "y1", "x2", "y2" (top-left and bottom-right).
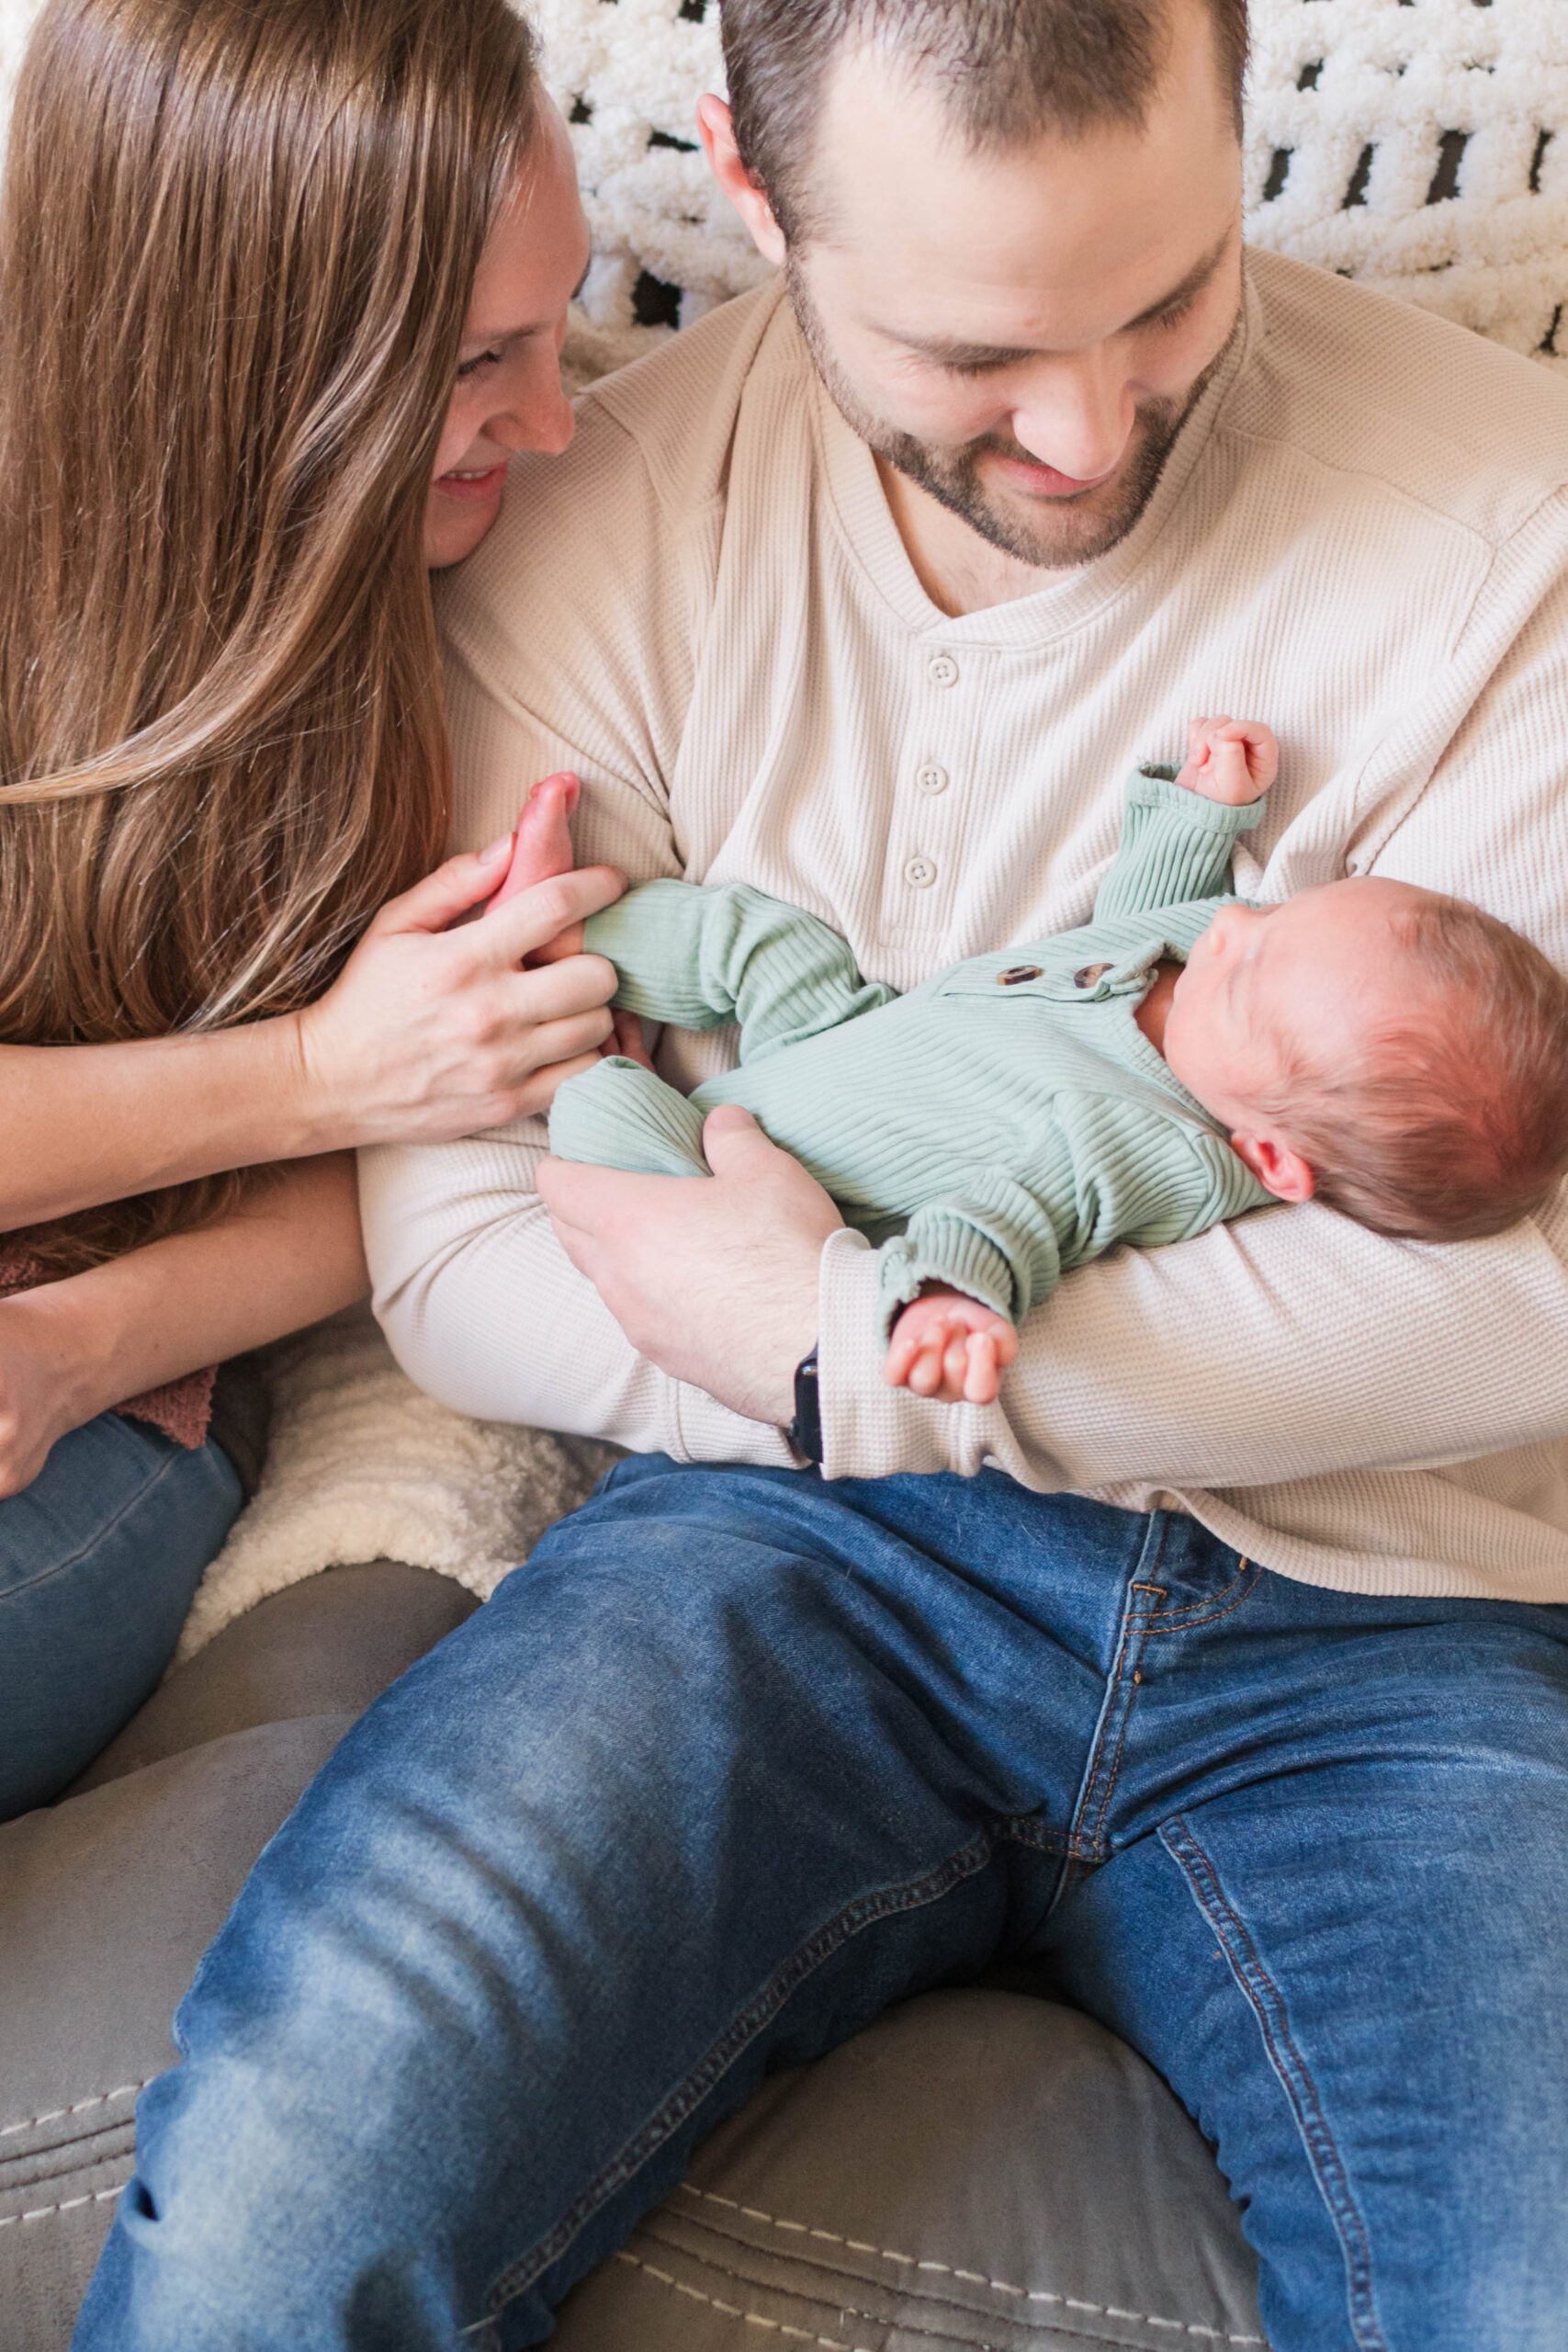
[{"x1": 787, "y1": 1345, "x2": 823, "y2": 1465}]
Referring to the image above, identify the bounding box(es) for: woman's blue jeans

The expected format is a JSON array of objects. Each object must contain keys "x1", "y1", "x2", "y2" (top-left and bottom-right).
[
  {"x1": 76, "y1": 1456, "x2": 1568, "y2": 2352},
  {"x1": 0, "y1": 1410, "x2": 243, "y2": 1818}
]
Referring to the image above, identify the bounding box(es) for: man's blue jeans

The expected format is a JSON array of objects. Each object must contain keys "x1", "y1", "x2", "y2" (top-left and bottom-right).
[{"x1": 76, "y1": 1457, "x2": 1568, "y2": 2352}]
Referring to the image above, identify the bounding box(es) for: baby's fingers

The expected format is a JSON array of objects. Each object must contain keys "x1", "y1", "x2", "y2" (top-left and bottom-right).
[
  {"x1": 964, "y1": 1331, "x2": 1001, "y2": 1406},
  {"x1": 904, "y1": 1338, "x2": 944, "y2": 1396}
]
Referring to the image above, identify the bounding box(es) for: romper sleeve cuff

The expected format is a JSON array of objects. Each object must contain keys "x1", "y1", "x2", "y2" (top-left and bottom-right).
[{"x1": 818, "y1": 1227, "x2": 985, "y2": 1480}]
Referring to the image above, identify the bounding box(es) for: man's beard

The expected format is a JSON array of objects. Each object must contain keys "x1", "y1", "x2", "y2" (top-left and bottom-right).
[{"x1": 788, "y1": 258, "x2": 1234, "y2": 571}]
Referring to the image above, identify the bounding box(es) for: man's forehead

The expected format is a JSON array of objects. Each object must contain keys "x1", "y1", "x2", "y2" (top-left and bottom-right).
[{"x1": 809, "y1": 28, "x2": 1239, "y2": 299}]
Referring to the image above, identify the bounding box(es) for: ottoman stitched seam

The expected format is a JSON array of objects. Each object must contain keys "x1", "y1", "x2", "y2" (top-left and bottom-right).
[
  {"x1": 0, "y1": 2080, "x2": 152, "y2": 2140},
  {"x1": 613, "y1": 2251, "x2": 875, "y2": 2352},
  {"x1": 0, "y1": 2182, "x2": 127, "y2": 2231},
  {"x1": 475, "y1": 1827, "x2": 1001, "y2": 2330},
  {"x1": 620, "y1": 2239, "x2": 1237, "y2": 2348},
  {"x1": 671, "y1": 2188, "x2": 1265, "y2": 2344},
  {"x1": 0, "y1": 2125, "x2": 135, "y2": 2193}
]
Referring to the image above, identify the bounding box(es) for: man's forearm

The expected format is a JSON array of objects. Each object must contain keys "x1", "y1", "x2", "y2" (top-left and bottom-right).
[
  {"x1": 818, "y1": 1189, "x2": 1568, "y2": 1490},
  {"x1": 360, "y1": 1128, "x2": 795, "y2": 1464},
  {"x1": 21, "y1": 1154, "x2": 367, "y2": 1430},
  {"x1": 0, "y1": 1023, "x2": 324, "y2": 1234}
]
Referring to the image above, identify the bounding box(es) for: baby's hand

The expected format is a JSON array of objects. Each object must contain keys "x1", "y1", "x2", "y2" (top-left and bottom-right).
[
  {"x1": 885, "y1": 1288, "x2": 1019, "y2": 1406},
  {"x1": 1174, "y1": 717, "x2": 1279, "y2": 806}
]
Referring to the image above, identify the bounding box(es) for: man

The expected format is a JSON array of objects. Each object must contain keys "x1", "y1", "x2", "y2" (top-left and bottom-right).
[{"x1": 80, "y1": 3, "x2": 1568, "y2": 2346}]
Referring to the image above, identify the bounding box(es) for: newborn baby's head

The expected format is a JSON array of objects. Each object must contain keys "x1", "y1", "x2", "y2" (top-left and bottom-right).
[{"x1": 1163, "y1": 878, "x2": 1568, "y2": 1240}]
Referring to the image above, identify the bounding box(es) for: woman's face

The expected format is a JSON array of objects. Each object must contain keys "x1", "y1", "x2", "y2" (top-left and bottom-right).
[{"x1": 424, "y1": 99, "x2": 592, "y2": 570}]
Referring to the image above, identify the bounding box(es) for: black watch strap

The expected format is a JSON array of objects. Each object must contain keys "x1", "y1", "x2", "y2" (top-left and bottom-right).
[{"x1": 787, "y1": 1345, "x2": 823, "y2": 1465}]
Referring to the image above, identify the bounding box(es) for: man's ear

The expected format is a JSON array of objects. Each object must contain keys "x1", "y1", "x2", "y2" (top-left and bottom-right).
[
  {"x1": 696, "y1": 95, "x2": 786, "y2": 266},
  {"x1": 1230, "y1": 1129, "x2": 1317, "y2": 1204}
]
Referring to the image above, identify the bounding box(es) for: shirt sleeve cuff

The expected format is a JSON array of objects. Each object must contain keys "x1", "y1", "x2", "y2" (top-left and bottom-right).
[
  {"x1": 672, "y1": 1379, "x2": 797, "y2": 1469},
  {"x1": 818, "y1": 1227, "x2": 992, "y2": 1479}
]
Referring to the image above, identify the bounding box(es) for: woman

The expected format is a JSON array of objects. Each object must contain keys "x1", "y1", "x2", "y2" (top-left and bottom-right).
[{"x1": 0, "y1": 0, "x2": 622, "y2": 1816}]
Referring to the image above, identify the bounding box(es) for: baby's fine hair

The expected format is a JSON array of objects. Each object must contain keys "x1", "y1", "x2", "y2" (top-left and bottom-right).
[{"x1": 1265, "y1": 894, "x2": 1568, "y2": 1243}]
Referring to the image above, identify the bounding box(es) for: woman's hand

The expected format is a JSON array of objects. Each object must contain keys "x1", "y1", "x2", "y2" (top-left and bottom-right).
[
  {"x1": 0, "y1": 1293, "x2": 92, "y2": 1498},
  {"x1": 289, "y1": 840, "x2": 628, "y2": 1148}
]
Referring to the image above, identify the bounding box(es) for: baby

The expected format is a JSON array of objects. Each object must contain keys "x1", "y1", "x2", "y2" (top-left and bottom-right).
[{"x1": 517, "y1": 721, "x2": 1568, "y2": 1407}]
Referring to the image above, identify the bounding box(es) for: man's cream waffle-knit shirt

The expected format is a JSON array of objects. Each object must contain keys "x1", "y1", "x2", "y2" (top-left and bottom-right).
[{"x1": 363, "y1": 251, "x2": 1568, "y2": 1602}]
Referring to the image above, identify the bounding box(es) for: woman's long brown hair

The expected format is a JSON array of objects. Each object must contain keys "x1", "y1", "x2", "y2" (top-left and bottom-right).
[{"x1": 0, "y1": 0, "x2": 538, "y2": 1272}]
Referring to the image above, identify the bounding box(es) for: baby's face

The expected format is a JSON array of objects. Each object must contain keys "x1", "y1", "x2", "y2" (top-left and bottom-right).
[{"x1": 1163, "y1": 876, "x2": 1438, "y2": 1130}]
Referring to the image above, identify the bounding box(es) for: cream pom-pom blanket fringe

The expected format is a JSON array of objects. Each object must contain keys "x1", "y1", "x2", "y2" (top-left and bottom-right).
[{"x1": 1, "y1": 0, "x2": 1564, "y2": 1651}]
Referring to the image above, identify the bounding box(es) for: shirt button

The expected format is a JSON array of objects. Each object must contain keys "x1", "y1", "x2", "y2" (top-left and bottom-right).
[
  {"x1": 927, "y1": 652, "x2": 960, "y2": 688},
  {"x1": 998, "y1": 965, "x2": 1043, "y2": 987},
  {"x1": 1075, "y1": 961, "x2": 1114, "y2": 989},
  {"x1": 917, "y1": 761, "x2": 950, "y2": 797},
  {"x1": 904, "y1": 855, "x2": 938, "y2": 890}
]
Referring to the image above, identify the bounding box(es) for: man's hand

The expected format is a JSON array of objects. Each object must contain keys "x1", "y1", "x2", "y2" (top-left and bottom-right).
[
  {"x1": 537, "y1": 1105, "x2": 841, "y2": 1425},
  {"x1": 885, "y1": 1287, "x2": 1019, "y2": 1405},
  {"x1": 1174, "y1": 715, "x2": 1279, "y2": 805}
]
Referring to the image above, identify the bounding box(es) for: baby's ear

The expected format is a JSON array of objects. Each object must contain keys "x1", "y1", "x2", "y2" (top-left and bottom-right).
[{"x1": 1230, "y1": 1130, "x2": 1316, "y2": 1204}]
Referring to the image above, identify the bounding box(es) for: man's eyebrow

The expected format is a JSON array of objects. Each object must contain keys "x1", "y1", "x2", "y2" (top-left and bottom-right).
[{"x1": 881, "y1": 231, "x2": 1235, "y2": 369}]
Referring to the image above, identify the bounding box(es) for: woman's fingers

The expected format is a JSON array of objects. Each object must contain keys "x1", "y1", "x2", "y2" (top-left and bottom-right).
[
  {"x1": 515, "y1": 1007, "x2": 616, "y2": 1075},
  {"x1": 515, "y1": 1045, "x2": 615, "y2": 1118},
  {"x1": 512, "y1": 952, "x2": 620, "y2": 1025},
  {"x1": 478, "y1": 865, "x2": 626, "y2": 966},
  {"x1": 370, "y1": 836, "x2": 516, "y2": 936}
]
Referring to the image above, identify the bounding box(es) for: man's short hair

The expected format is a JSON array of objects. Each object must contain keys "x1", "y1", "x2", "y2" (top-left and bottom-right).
[{"x1": 721, "y1": 0, "x2": 1251, "y2": 245}]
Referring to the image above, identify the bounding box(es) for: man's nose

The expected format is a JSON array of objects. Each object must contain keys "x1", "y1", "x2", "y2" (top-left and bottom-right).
[{"x1": 1009, "y1": 356, "x2": 1135, "y2": 483}]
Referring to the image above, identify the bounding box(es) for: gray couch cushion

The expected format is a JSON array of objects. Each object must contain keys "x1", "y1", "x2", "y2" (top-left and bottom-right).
[
  {"x1": 69, "y1": 1559, "x2": 480, "y2": 1792},
  {"x1": 555, "y1": 1987, "x2": 1263, "y2": 2352},
  {"x1": 0, "y1": 1564, "x2": 479, "y2": 2352}
]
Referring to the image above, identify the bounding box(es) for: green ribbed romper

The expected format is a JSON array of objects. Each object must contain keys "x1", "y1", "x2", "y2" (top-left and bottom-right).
[{"x1": 556, "y1": 771, "x2": 1273, "y2": 1335}]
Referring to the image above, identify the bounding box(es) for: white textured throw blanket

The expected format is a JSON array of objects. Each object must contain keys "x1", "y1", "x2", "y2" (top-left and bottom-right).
[{"x1": 1, "y1": 0, "x2": 1565, "y2": 1645}]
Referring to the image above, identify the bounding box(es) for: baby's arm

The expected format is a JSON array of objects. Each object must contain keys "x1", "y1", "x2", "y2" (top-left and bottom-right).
[
  {"x1": 886, "y1": 1288, "x2": 1019, "y2": 1405},
  {"x1": 513, "y1": 775, "x2": 895, "y2": 1056},
  {"x1": 1173, "y1": 716, "x2": 1279, "y2": 805},
  {"x1": 877, "y1": 1164, "x2": 1070, "y2": 1405},
  {"x1": 1093, "y1": 753, "x2": 1268, "y2": 922}
]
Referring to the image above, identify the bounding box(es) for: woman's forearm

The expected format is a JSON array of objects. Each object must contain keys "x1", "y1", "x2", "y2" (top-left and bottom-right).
[
  {"x1": 0, "y1": 1020, "x2": 326, "y2": 1232},
  {"x1": 11, "y1": 1153, "x2": 367, "y2": 1429}
]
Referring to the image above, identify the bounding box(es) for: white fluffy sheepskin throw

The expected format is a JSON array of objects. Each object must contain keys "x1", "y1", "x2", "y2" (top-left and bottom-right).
[{"x1": 2, "y1": 0, "x2": 1565, "y2": 1647}]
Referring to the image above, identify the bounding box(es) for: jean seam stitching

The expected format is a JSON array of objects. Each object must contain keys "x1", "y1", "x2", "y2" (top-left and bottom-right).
[
  {"x1": 1066, "y1": 1522, "x2": 1170, "y2": 1865},
  {"x1": 1159, "y1": 1814, "x2": 1390, "y2": 2352},
  {"x1": 0, "y1": 1440, "x2": 186, "y2": 1602},
  {"x1": 475, "y1": 1827, "x2": 1000, "y2": 2330},
  {"x1": 1143, "y1": 1560, "x2": 1261, "y2": 1635}
]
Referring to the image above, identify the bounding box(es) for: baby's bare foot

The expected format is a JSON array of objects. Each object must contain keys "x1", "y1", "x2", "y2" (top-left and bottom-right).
[{"x1": 492, "y1": 770, "x2": 581, "y2": 905}]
